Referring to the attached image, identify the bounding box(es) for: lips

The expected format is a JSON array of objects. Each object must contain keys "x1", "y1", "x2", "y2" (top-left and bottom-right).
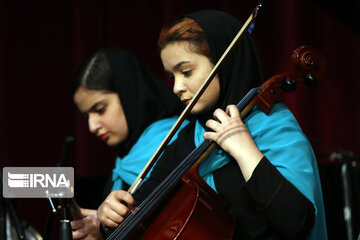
[
  {"x1": 182, "y1": 98, "x2": 192, "y2": 105},
  {"x1": 98, "y1": 133, "x2": 110, "y2": 141}
]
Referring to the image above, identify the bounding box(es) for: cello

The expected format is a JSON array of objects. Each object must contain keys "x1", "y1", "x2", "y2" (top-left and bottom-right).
[{"x1": 104, "y1": 43, "x2": 322, "y2": 239}]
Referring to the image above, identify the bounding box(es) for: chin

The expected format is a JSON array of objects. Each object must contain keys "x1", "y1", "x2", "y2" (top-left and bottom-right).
[
  {"x1": 190, "y1": 106, "x2": 203, "y2": 114},
  {"x1": 190, "y1": 102, "x2": 214, "y2": 115},
  {"x1": 107, "y1": 137, "x2": 124, "y2": 147},
  {"x1": 191, "y1": 107, "x2": 209, "y2": 115},
  {"x1": 106, "y1": 140, "x2": 118, "y2": 147}
]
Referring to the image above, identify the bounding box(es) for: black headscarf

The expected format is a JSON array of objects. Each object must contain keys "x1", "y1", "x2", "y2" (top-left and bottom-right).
[
  {"x1": 105, "y1": 49, "x2": 185, "y2": 157},
  {"x1": 74, "y1": 48, "x2": 183, "y2": 157},
  {"x1": 134, "y1": 10, "x2": 265, "y2": 202},
  {"x1": 186, "y1": 9, "x2": 264, "y2": 120}
]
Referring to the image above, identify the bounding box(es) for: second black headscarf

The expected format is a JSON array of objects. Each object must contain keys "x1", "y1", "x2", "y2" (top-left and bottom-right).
[{"x1": 94, "y1": 48, "x2": 184, "y2": 157}]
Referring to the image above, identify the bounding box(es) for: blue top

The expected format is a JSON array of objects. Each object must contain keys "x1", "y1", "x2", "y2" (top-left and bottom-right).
[
  {"x1": 111, "y1": 116, "x2": 189, "y2": 191},
  {"x1": 196, "y1": 103, "x2": 327, "y2": 240}
]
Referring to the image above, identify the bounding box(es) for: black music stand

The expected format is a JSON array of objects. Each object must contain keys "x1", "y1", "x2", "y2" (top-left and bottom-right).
[
  {"x1": 330, "y1": 150, "x2": 360, "y2": 240},
  {"x1": 44, "y1": 136, "x2": 74, "y2": 240}
]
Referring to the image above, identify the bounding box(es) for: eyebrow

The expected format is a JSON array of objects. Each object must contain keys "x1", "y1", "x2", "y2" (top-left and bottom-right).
[
  {"x1": 83, "y1": 101, "x2": 103, "y2": 115},
  {"x1": 173, "y1": 61, "x2": 191, "y2": 71}
]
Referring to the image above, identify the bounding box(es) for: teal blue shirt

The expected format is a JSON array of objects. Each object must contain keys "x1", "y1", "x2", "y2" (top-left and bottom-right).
[
  {"x1": 196, "y1": 103, "x2": 327, "y2": 240},
  {"x1": 112, "y1": 116, "x2": 189, "y2": 191}
]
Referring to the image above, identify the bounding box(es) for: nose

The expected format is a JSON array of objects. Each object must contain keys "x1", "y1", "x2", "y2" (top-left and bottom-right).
[
  {"x1": 88, "y1": 115, "x2": 101, "y2": 134},
  {"x1": 173, "y1": 77, "x2": 186, "y2": 97}
]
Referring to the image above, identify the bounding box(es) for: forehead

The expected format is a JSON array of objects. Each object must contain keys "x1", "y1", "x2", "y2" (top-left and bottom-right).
[
  {"x1": 161, "y1": 42, "x2": 197, "y2": 63},
  {"x1": 161, "y1": 42, "x2": 213, "y2": 72},
  {"x1": 74, "y1": 87, "x2": 113, "y2": 112}
]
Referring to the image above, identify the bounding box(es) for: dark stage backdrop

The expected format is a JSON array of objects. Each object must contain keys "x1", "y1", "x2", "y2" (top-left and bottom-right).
[{"x1": 1, "y1": 0, "x2": 359, "y2": 239}]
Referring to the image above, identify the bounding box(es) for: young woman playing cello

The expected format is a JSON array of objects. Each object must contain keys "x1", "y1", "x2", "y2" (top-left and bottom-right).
[{"x1": 98, "y1": 10, "x2": 327, "y2": 239}]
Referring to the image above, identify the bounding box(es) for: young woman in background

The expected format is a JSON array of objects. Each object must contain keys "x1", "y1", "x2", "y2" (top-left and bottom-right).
[{"x1": 71, "y1": 48, "x2": 188, "y2": 239}]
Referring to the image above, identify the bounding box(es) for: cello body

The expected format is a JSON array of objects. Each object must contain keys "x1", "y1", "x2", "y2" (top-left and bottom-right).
[{"x1": 129, "y1": 170, "x2": 236, "y2": 240}]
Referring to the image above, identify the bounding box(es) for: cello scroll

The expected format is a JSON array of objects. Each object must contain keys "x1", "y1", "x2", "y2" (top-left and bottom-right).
[{"x1": 244, "y1": 45, "x2": 323, "y2": 116}]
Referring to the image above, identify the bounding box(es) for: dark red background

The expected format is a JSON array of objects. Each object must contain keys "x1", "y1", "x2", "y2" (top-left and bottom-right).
[{"x1": 1, "y1": 0, "x2": 359, "y2": 239}]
